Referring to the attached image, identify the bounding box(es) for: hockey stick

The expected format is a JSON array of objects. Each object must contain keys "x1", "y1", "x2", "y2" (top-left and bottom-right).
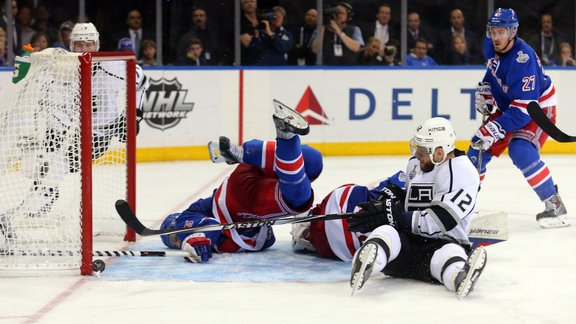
[
  {"x1": 1, "y1": 249, "x2": 191, "y2": 257},
  {"x1": 527, "y1": 101, "x2": 576, "y2": 142},
  {"x1": 115, "y1": 199, "x2": 353, "y2": 237}
]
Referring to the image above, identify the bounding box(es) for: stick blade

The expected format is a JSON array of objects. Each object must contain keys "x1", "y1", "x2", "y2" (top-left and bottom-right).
[
  {"x1": 527, "y1": 101, "x2": 575, "y2": 142},
  {"x1": 115, "y1": 199, "x2": 148, "y2": 235}
]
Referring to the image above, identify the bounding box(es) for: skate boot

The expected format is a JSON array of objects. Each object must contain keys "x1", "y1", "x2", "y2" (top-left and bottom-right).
[
  {"x1": 536, "y1": 187, "x2": 569, "y2": 229},
  {"x1": 455, "y1": 247, "x2": 487, "y2": 300},
  {"x1": 350, "y1": 238, "x2": 385, "y2": 296},
  {"x1": 272, "y1": 99, "x2": 310, "y2": 139},
  {"x1": 290, "y1": 223, "x2": 316, "y2": 253},
  {"x1": 207, "y1": 136, "x2": 243, "y2": 165}
]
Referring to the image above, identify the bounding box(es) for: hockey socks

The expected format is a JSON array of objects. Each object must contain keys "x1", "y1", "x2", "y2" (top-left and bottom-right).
[{"x1": 274, "y1": 136, "x2": 311, "y2": 209}]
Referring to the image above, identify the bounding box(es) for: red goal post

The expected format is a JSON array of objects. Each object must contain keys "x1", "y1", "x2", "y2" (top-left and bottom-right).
[{"x1": 80, "y1": 52, "x2": 137, "y2": 275}]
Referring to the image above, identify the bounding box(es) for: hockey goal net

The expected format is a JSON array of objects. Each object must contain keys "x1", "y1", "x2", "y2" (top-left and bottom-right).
[{"x1": 0, "y1": 48, "x2": 137, "y2": 275}]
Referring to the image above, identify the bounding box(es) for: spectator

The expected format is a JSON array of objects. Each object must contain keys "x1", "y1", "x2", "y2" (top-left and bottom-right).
[
  {"x1": 527, "y1": 13, "x2": 564, "y2": 66},
  {"x1": 311, "y1": 2, "x2": 364, "y2": 65},
  {"x1": 361, "y1": 3, "x2": 399, "y2": 56},
  {"x1": 407, "y1": 11, "x2": 433, "y2": 53},
  {"x1": 52, "y1": 21, "x2": 73, "y2": 51},
  {"x1": 406, "y1": 38, "x2": 437, "y2": 66},
  {"x1": 15, "y1": 5, "x2": 34, "y2": 48},
  {"x1": 0, "y1": 26, "x2": 7, "y2": 65},
  {"x1": 176, "y1": 7, "x2": 223, "y2": 65},
  {"x1": 444, "y1": 34, "x2": 473, "y2": 65},
  {"x1": 174, "y1": 38, "x2": 212, "y2": 66},
  {"x1": 287, "y1": 8, "x2": 317, "y2": 66},
  {"x1": 245, "y1": 6, "x2": 293, "y2": 65},
  {"x1": 30, "y1": 31, "x2": 49, "y2": 52},
  {"x1": 32, "y1": 4, "x2": 57, "y2": 45},
  {"x1": 550, "y1": 41, "x2": 575, "y2": 66},
  {"x1": 138, "y1": 39, "x2": 158, "y2": 66},
  {"x1": 112, "y1": 9, "x2": 154, "y2": 59},
  {"x1": 434, "y1": 9, "x2": 480, "y2": 64},
  {"x1": 240, "y1": 0, "x2": 259, "y2": 65},
  {"x1": 357, "y1": 37, "x2": 383, "y2": 65},
  {"x1": 0, "y1": 0, "x2": 19, "y2": 54}
]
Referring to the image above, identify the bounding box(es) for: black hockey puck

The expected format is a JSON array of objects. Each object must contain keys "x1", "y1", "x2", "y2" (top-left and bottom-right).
[{"x1": 92, "y1": 259, "x2": 106, "y2": 273}]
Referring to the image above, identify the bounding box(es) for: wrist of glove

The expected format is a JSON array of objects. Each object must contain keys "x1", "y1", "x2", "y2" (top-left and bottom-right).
[
  {"x1": 347, "y1": 197, "x2": 405, "y2": 233},
  {"x1": 182, "y1": 233, "x2": 213, "y2": 263},
  {"x1": 475, "y1": 82, "x2": 495, "y2": 116},
  {"x1": 474, "y1": 120, "x2": 506, "y2": 151}
]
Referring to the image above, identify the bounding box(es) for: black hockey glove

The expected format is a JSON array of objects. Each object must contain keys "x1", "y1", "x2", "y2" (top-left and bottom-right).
[
  {"x1": 347, "y1": 197, "x2": 405, "y2": 233},
  {"x1": 379, "y1": 182, "x2": 406, "y2": 202}
]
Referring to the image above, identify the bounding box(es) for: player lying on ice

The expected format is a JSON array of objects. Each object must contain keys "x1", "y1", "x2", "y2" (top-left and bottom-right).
[
  {"x1": 291, "y1": 117, "x2": 487, "y2": 299},
  {"x1": 159, "y1": 100, "x2": 323, "y2": 263}
]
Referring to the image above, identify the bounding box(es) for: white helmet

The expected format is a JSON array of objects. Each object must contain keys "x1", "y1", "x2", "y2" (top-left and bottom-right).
[
  {"x1": 70, "y1": 23, "x2": 100, "y2": 51},
  {"x1": 410, "y1": 117, "x2": 456, "y2": 165}
]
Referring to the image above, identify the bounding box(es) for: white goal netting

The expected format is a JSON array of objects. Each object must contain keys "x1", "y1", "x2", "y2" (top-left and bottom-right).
[{"x1": 0, "y1": 48, "x2": 134, "y2": 272}]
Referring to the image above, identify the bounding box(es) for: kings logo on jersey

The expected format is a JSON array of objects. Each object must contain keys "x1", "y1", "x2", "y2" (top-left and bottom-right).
[{"x1": 141, "y1": 77, "x2": 195, "y2": 130}]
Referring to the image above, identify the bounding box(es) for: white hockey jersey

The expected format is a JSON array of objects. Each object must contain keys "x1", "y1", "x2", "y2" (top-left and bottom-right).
[{"x1": 404, "y1": 154, "x2": 480, "y2": 244}]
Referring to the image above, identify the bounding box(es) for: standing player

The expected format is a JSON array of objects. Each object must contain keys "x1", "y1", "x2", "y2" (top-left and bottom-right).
[
  {"x1": 159, "y1": 100, "x2": 323, "y2": 263},
  {"x1": 467, "y1": 8, "x2": 568, "y2": 228},
  {"x1": 0, "y1": 23, "x2": 149, "y2": 221},
  {"x1": 293, "y1": 117, "x2": 487, "y2": 299}
]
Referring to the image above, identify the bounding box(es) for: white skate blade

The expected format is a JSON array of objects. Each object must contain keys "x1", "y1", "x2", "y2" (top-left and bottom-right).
[
  {"x1": 272, "y1": 99, "x2": 309, "y2": 135},
  {"x1": 538, "y1": 214, "x2": 570, "y2": 229},
  {"x1": 350, "y1": 243, "x2": 377, "y2": 296},
  {"x1": 207, "y1": 141, "x2": 226, "y2": 163},
  {"x1": 457, "y1": 247, "x2": 487, "y2": 300}
]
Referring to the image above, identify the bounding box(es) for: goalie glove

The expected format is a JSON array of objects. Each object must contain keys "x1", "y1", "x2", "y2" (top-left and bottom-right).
[
  {"x1": 347, "y1": 197, "x2": 407, "y2": 233},
  {"x1": 182, "y1": 233, "x2": 213, "y2": 263},
  {"x1": 473, "y1": 120, "x2": 506, "y2": 151},
  {"x1": 475, "y1": 82, "x2": 496, "y2": 116}
]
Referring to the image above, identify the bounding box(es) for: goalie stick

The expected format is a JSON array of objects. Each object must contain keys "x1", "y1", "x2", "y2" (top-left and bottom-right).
[
  {"x1": 527, "y1": 101, "x2": 576, "y2": 142},
  {"x1": 115, "y1": 199, "x2": 352, "y2": 237}
]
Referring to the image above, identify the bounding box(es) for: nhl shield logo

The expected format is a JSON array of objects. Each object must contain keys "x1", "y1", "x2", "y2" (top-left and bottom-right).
[{"x1": 142, "y1": 77, "x2": 195, "y2": 130}]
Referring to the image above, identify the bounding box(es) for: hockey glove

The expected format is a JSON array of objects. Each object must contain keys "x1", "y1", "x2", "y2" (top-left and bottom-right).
[
  {"x1": 347, "y1": 197, "x2": 404, "y2": 233},
  {"x1": 473, "y1": 120, "x2": 506, "y2": 151},
  {"x1": 379, "y1": 182, "x2": 406, "y2": 203},
  {"x1": 475, "y1": 82, "x2": 495, "y2": 116},
  {"x1": 182, "y1": 233, "x2": 213, "y2": 263}
]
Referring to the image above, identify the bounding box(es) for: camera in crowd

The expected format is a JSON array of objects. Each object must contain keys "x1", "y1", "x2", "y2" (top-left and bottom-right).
[
  {"x1": 322, "y1": 6, "x2": 340, "y2": 24},
  {"x1": 384, "y1": 45, "x2": 397, "y2": 58},
  {"x1": 257, "y1": 9, "x2": 276, "y2": 22},
  {"x1": 257, "y1": 9, "x2": 276, "y2": 30}
]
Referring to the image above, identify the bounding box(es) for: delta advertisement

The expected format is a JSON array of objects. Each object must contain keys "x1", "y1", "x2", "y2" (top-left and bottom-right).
[{"x1": 1, "y1": 67, "x2": 575, "y2": 160}]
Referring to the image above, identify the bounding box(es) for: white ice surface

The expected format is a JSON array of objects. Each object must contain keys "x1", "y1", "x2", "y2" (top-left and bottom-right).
[{"x1": 2, "y1": 155, "x2": 576, "y2": 324}]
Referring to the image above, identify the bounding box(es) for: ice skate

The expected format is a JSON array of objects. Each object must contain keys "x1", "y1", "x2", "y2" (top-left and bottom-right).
[
  {"x1": 207, "y1": 136, "x2": 243, "y2": 165},
  {"x1": 350, "y1": 239, "x2": 379, "y2": 296},
  {"x1": 272, "y1": 99, "x2": 310, "y2": 139},
  {"x1": 290, "y1": 223, "x2": 316, "y2": 253},
  {"x1": 536, "y1": 191, "x2": 569, "y2": 229},
  {"x1": 455, "y1": 247, "x2": 487, "y2": 300}
]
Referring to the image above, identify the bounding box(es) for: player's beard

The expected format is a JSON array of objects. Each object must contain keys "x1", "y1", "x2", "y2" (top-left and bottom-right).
[{"x1": 419, "y1": 158, "x2": 434, "y2": 172}]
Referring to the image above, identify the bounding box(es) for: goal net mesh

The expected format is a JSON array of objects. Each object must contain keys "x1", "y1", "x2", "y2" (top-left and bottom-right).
[{"x1": 0, "y1": 48, "x2": 132, "y2": 271}]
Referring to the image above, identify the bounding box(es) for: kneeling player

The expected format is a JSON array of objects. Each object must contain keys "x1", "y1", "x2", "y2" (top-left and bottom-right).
[{"x1": 160, "y1": 100, "x2": 323, "y2": 263}]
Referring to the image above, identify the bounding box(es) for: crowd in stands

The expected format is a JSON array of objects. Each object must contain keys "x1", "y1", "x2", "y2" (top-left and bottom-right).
[{"x1": 0, "y1": 0, "x2": 575, "y2": 67}]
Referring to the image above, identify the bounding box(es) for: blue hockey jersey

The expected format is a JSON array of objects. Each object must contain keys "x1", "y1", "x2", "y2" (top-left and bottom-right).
[{"x1": 481, "y1": 37, "x2": 557, "y2": 132}]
